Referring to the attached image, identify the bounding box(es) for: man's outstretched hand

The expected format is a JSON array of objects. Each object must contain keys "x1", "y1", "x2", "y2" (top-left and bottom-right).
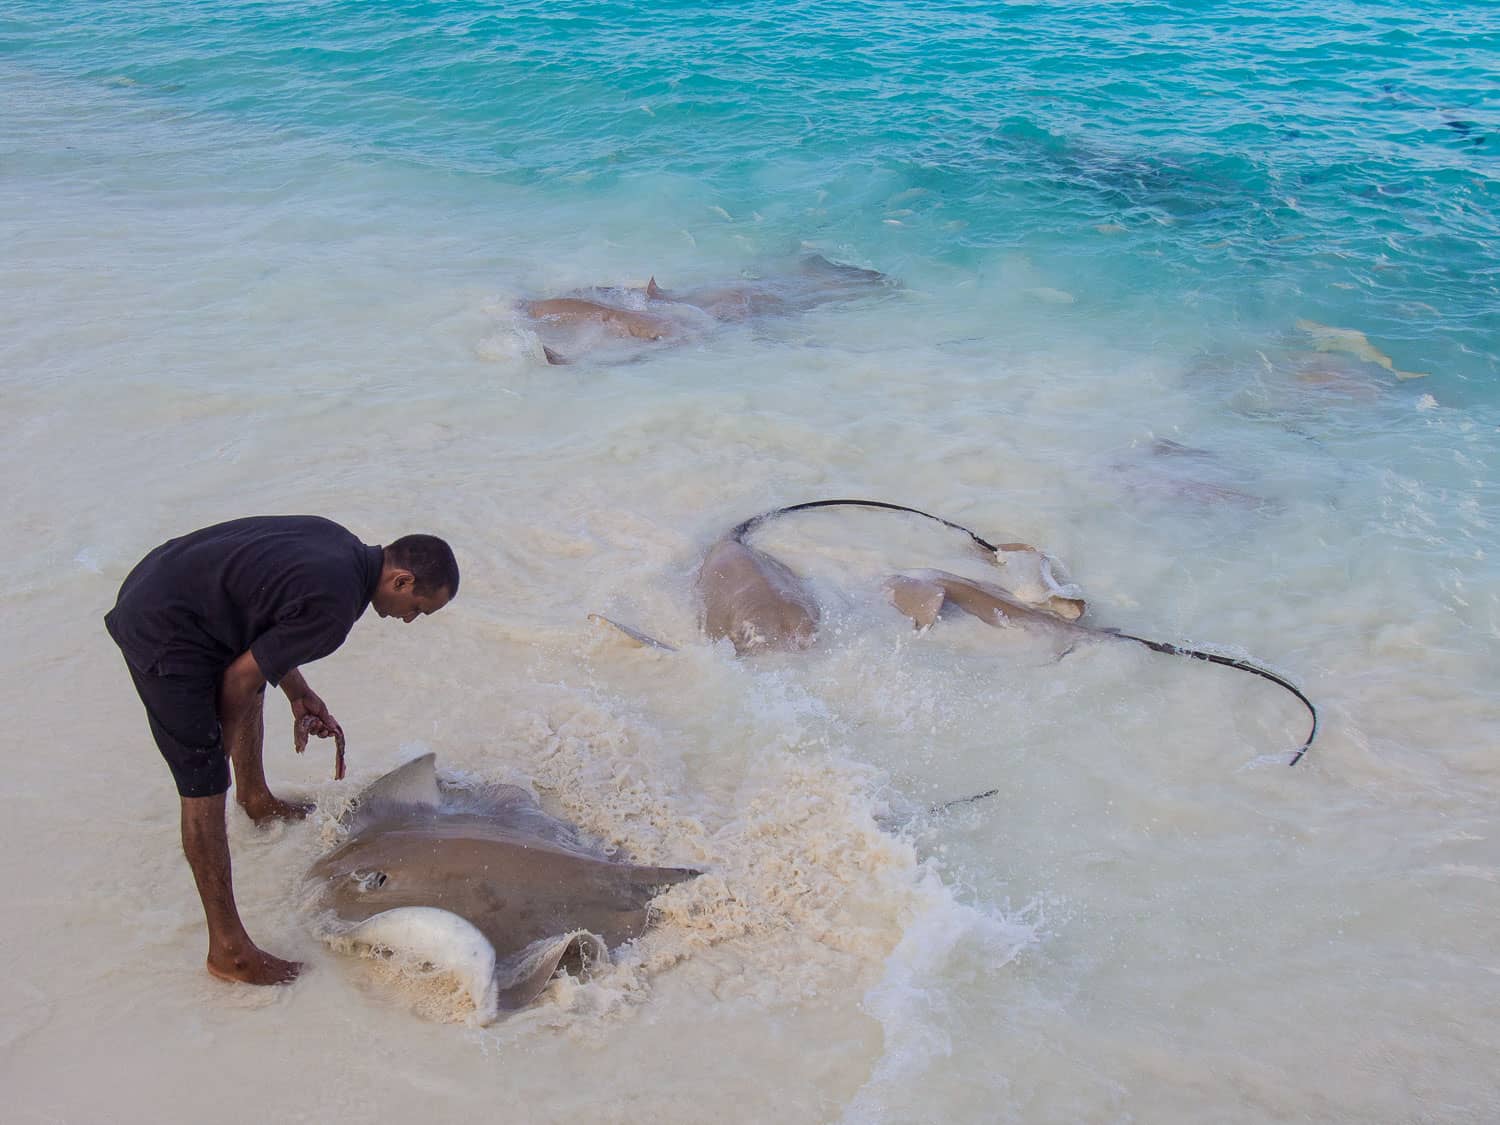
[{"x1": 292, "y1": 696, "x2": 347, "y2": 780}]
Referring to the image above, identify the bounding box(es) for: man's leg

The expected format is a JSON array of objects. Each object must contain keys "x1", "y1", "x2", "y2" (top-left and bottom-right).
[
  {"x1": 119, "y1": 660, "x2": 302, "y2": 984},
  {"x1": 180, "y1": 792, "x2": 301, "y2": 985},
  {"x1": 219, "y1": 678, "x2": 311, "y2": 823}
]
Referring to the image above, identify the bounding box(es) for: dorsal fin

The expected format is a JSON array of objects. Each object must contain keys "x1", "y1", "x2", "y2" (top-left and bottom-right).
[
  {"x1": 362, "y1": 753, "x2": 441, "y2": 807},
  {"x1": 346, "y1": 753, "x2": 442, "y2": 833}
]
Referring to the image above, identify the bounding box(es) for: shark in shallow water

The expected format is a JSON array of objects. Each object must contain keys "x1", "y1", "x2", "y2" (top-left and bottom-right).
[{"x1": 307, "y1": 754, "x2": 698, "y2": 1023}]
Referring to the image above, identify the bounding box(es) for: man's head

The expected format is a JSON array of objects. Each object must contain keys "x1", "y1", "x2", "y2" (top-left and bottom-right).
[{"x1": 374, "y1": 534, "x2": 459, "y2": 622}]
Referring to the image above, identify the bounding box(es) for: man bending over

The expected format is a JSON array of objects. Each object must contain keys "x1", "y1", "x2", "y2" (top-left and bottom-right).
[{"x1": 105, "y1": 516, "x2": 458, "y2": 986}]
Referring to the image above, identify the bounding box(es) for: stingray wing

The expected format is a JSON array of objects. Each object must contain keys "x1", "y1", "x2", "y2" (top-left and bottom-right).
[
  {"x1": 492, "y1": 931, "x2": 609, "y2": 1011},
  {"x1": 341, "y1": 907, "x2": 500, "y2": 1022},
  {"x1": 339, "y1": 906, "x2": 612, "y2": 1024}
]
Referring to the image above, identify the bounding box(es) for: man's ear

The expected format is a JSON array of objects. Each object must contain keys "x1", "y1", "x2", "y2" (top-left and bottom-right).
[{"x1": 392, "y1": 570, "x2": 416, "y2": 592}]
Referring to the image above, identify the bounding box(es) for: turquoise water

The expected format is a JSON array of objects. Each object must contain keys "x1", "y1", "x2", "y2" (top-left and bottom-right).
[{"x1": 4, "y1": 0, "x2": 1496, "y2": 392}]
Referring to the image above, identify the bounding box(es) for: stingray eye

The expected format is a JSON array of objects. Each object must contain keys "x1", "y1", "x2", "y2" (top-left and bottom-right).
[{"x1": 352, "y1": 870, "x2": 388, "y2": 892}]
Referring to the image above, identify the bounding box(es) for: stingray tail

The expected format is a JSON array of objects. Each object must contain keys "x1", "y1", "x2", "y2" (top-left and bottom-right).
[
  {"x1": 588, "y1": 613, "x2": 678, "y2": 652},
  {"x1": 930, "y1": 787, "x2": 1000, "y2": 813},
  {"x1": 729, "y1": 497, "x2": 1004, "y2": 554},
  {"x1": 1113, "y1": 632, "x2": 1318, "y2": 765}
]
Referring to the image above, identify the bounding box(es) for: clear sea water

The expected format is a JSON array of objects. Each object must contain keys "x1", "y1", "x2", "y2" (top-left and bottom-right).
[{"x1": 2, "y1": 2, "x2": 1497, "y2": 1122}]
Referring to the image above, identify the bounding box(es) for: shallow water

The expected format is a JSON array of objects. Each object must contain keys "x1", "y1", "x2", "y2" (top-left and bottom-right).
[{"x1": 2, "y1": 2, "x2": 1498, "y2": 1122}]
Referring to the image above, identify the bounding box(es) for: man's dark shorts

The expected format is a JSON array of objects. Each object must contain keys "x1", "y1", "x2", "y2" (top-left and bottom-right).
[{"x1": 123, "y1": 662, "x2": 231, "y2": 798}]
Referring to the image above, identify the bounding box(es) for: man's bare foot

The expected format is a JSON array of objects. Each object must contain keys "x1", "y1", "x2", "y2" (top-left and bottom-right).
[
  {"x1": 237, "y1": 794, "x2": 314, "y2": 825},
  {"x1": 206, "y1": 945, "x2": 302, "y2": 986}
]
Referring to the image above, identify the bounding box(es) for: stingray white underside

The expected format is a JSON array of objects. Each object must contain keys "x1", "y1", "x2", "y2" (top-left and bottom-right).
[{"x1": 332, "y1": 906, "x2": 607, "y2": 1025}]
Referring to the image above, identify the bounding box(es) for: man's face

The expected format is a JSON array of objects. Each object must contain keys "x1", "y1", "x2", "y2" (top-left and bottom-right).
[{"x1": 373, "y1": 573, "x2": 452, "y2": 623}]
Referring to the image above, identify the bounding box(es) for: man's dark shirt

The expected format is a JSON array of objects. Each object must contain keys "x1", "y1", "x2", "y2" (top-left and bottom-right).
[{"x1": 105, "y1": 516, "x2": 383, "y2": 687}]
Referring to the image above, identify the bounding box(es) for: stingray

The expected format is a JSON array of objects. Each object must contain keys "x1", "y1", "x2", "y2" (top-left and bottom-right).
[
  {"x1": 1106, "y1": 438, "x2": 1281, "y2": 512},
  {"x1": 695, "y1": 534, "x2": 823, "y2": 654},
  {"x1": 306, "y1": 754, "x2": 698, "y2": 1023},
  {"x1": 594, "y1": 500, "x2": 1085, "y2": 656},
  {"x1": 520, "y1": 254, "x2": 896, "y2": 364},
  {"x1": 591, "y1": 499, "x2": 1317, "y2": 764},
  {"x1": 691, "y1": 500, "x2": 1084, "y2": 655}
]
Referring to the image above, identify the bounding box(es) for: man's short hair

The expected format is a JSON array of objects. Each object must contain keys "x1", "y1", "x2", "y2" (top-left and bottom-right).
[{"x1": 386, "y1": 534, "x2": 460, "y2": 597}]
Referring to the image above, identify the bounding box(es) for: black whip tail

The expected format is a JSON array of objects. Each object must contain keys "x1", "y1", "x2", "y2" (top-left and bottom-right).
[
  {"x1": 1112, "y1": 632, "x2": 1318, "y2": 765},
  {"x1": 731, "y1": 498, "x2": 1004, "y2": 554},
  {"x1": 728, "y1": 497, "x2": 1317, "y2": 765},
  {"x1": 932, "y1": 787, "x2": 1001, "y2": 813}
]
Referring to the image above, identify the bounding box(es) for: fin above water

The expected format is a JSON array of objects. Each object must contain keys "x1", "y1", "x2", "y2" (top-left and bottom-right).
[{"x1": 588, "y1": 613, "x2": 679, "y2": 652}]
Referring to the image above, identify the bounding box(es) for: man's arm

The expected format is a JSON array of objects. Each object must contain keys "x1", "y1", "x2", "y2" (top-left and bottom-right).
[
  {"x1": 222, "y1": 652, "x2": 343, "y2": 744},
  {"x1": 280, "y1": 667, "x2": 347, "y2": 779}
]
